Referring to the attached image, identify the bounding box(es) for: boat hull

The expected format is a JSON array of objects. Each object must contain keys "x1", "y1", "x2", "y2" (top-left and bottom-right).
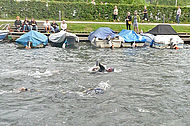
[
  {"x1": 153, "y1": 35, "x2": 184, "y2": 49},
  {"x1": 0, "y1": 30, "x2": 9, "y2": 41},
  {"x1": 17, "y1": 43, "x2": 45, "y2": 48},
  {"x1": 122, "y1": 42, "x2": 145, "y2": 48},
  {"x1": 91, "y1": 36, "x2": 123, "y2": 48}
]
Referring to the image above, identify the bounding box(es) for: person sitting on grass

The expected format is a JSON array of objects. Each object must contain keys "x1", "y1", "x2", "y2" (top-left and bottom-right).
[
  {"x1": 60, "y1": 20, "x2": 67, "y2": 31},
  {"x1": 43, "y1": 20, "x2": 54, "y2": 33},
  {"x1": 29, "y1": 18, "x2": 38, "y2": 31},
  {"x1": 132, "y1": 10, "x2": 140, "y2": 33},
  {"x1": 22, "y1": 17, "x2": 30, "y2": 32},
  {"x1": 51, "y1": 21, "x2": 59, "y2": 33},
  {"x1": 14, "y1": 16, "x2": 22, "y2": 32}
]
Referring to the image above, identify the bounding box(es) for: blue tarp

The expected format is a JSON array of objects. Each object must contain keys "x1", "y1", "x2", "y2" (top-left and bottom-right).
[
  {"x1": 118, "y1": 30, "x2": 146, "y2": 43},
  {"x1": 16, "y1": 31, "x2": 48, "y2": 47},
  {"x1": 88, "y1": 27, "x2": 116, "y2": 42}
]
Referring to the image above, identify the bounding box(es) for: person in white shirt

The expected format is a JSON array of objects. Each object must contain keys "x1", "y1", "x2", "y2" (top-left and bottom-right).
[
  {"x1": 91, "y1": 0, "x2": 96, "y2": 5},
  {"x1": 113, "y1": 6, "x2": 119, "y2": 22},
  {"x1": 176, "y1": 6, "x2": 181, "y2": 24},
  {"x1": 60, "y1": 20, "x2": 67, "y2": 31},
  {"x1": 43, "y1": 20, "x2": 54, "y2": 33}
]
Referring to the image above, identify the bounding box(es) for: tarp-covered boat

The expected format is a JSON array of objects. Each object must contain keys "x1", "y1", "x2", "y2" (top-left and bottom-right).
[
  {"x1": 0, "y1": 30, "x2": 9, "y2": 41},
  {"x1": 140, "y1": 33, "x2": 154, "y2": 47},
  {"x1": 16, "y1": 30, "x2": 48, "y2": 48},
  {"x1": 118, "y1": 30, "x2": 146, "y2": 47},
  {"x1": 147, "y1": 24, "x2": 184, "y2": 49},
  {"x1": 88, "y1": 27, "x2": 124, "y2": 48},
  {"x1": 49, "y1": 30, "x2": 79, "y2": 48}
]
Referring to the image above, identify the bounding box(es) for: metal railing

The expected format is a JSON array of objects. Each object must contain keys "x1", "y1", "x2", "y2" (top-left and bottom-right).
[{"x1": 0, "y1": 24, "x2": 10, "y2": 30}]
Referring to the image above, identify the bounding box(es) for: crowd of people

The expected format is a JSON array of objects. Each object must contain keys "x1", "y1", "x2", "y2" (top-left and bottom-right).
[
  {"x1": 14, "y1": 16, "x2": 67, "y2": 33},
  {"x1": 123, "y1": 6, "x2": 147, "y2": 33},
  {"x1": 123, "y1": 5, "x2": 181, "y2": 33}
]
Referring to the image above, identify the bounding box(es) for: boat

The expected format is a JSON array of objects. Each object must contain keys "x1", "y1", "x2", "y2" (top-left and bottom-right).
[
  {"x1": 118, "y1": 30, "x2": 146, "y2": 47},
  {"x1": 147, "y1": 24, "x2": 184, "y2": 49},
  {"x1": 0, "y1": 24, "x2": 10, "y2": 42},
  {"x1": 88, "y1": 27, "x2": 124, "y2": 48},
  {"x1": 49, "y1": 30, "x2": 79, "y2": 48},
  {"x1": 0, "y1": 30, "x2": 9, "y2": 42},
  {"x1": 16, "y1": 30, "x2": 48, "y2": 48}
]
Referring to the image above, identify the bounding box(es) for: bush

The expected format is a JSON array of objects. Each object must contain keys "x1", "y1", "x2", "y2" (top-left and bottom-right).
[{"x1": 0, "y1": 0, "x2": 190, "y2": 23}]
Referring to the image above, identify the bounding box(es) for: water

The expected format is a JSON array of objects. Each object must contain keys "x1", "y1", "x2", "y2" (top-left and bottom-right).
[{"x1": 0, "y1": 42, "x2": 190, "y2": 126}]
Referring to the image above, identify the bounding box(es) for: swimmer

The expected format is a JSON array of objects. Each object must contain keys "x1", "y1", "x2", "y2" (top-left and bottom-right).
[
  {"x1": 83, "y1": 88, "x2": 104, "y2": 95},
  {"x1": 18, "y1": 87, "x2": 38, "y2": 93},
  {"x1": 19, "y1": 87, "x2": 29, "y2": 92},
  {"x1": 90, "y1": 61, "x2": 114, "y2": 72},
  {"x1": 98, "y1": 61, "x2": 114, "y2": 72}
]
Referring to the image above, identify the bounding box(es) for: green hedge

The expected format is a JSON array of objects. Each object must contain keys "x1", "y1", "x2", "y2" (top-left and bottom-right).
[
  {"x1": 51, "y1": 0, "x2": 145, "y2": 4},
  {"x1": 0, "y1": 0, "x2": 190, "y2": 23}
]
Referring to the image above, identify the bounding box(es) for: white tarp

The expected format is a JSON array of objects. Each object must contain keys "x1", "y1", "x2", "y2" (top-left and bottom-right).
[
  {"x1": 154, "y1": 35, "x2": 184, "y2": 45},
  {"x1": 49, "y1": 30, "x2": 79, "y2": 43}
]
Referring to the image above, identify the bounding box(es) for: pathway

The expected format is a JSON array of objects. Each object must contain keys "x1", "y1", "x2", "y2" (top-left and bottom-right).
[{"x1": 0, "y1": 19, "x2": 190, "y2": 26}]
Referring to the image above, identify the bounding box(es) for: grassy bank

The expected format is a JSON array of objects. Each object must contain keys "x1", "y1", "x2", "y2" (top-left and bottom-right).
[
  {"x1": 1, "y1": 22, "x2": 190, "y2": 33},
  {"x1": 67, "y1": 23, "x2": 190, "y2": 33}
]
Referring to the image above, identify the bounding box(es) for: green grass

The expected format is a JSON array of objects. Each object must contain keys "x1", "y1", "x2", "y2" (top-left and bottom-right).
[
  {"x1": 67, "y1": 23, "x2": 190, "y2": 33},
  {"x1": 1, "y1": 21, "x2": 189, "y2": 33}
]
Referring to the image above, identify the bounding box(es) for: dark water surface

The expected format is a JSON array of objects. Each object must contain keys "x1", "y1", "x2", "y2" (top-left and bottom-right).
[{"x1": 0, "y1": 42, "x2": 190, "y2": 126}]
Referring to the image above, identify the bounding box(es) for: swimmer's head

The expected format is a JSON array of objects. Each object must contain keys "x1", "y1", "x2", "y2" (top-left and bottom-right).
[
  {"x1": 19, "y1": 87, "x2": 28, "y2": 92},
  {"x1": 106, "y1": 67, "x2": 114, "y2": 72}
]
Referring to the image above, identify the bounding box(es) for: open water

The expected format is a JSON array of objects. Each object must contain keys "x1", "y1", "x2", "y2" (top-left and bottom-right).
[{"x1": 0, "y1": 42, "x2": 190, "y2": 126}]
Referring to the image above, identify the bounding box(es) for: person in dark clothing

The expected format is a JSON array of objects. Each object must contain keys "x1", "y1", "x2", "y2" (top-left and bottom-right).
[
  {"x1": 142, "y1": 6, "x2": 148, "y2": 22},
  {"x1": 14, "y1": 16, "x2": 22, "y2": 32},
  {"x1": 22, "y1": 17, "x2": 30, "y2": 32},
  {"x1": 125, "y1": 12, "x2": 132, "y2": 30},
  {"x1": 51, "y1": 21, "x2": 59, "y2": 33},
  {"x1": 29, "y1": 18, "x2": 38, "y2": 31},
  {"x1": 98, "y1": 63, "x2": 106, "y2": 72}
]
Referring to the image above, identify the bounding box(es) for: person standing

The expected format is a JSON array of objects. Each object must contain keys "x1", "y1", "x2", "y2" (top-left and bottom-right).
[
  {"x1": 91, "y1": 0, "x2": 96, "y2": 5},
  {"x1": 142, "y1": 6, "x2": 148, "y2": 22},
  {"x1": 132, "y1": 11, "x2": 140, "y2": 33},
  {"x1": 125, "y1": 12, "x2": 132, "y2": 30},
  {"x1": 113, "y1": 6, "x2": 119, "y2": 22},
  {"x1": 14, "y1": 16, "x2": 22, "y2": 32},
  {"x1": 176, "y1": 6, "x2": 181, "y2": 24}
]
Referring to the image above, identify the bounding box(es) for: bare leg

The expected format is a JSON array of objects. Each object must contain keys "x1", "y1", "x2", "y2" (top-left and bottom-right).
[
  {"x1": 48, "y1": 26, "x2": 50, "y2": 33},
  {"x1": 45, "y1": 26, "x2": 47, "y2": 32},
  {"x1": 134, "y1": 27, "x2": 136, "y2": 33},
  {"x1": 137, "y1": 27, "x2": 139, "y2": 33}
]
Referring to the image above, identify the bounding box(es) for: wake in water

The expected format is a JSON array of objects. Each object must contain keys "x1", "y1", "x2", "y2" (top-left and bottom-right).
[
  {"x1": 28, "y1": 69, "x2": 60, "y2": 78},
  {"x1": 0, "y1": 69, "x2": 27, "y2": 77}
]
